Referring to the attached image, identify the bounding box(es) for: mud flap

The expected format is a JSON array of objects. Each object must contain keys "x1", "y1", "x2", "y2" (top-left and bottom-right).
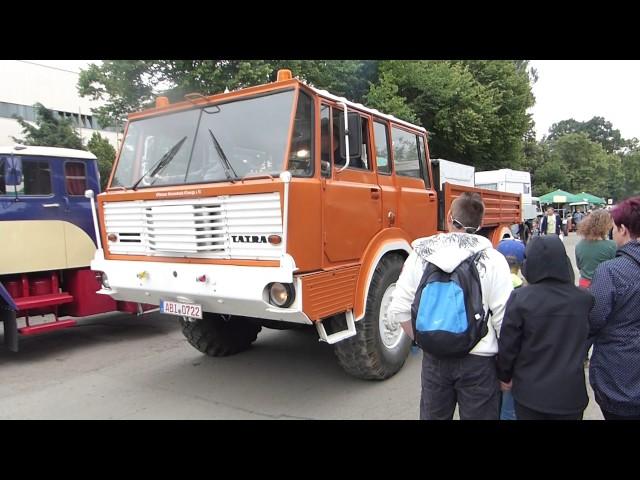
[{"x1": 1, "y1": 308, "x2": 18, "y2": 352}]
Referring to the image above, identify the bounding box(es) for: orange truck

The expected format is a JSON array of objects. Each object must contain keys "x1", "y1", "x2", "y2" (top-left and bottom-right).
[{"x1": 90, "y1": 70, "x2": 521, "y2": 379}]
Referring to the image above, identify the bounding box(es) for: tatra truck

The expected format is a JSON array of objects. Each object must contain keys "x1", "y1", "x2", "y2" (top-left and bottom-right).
[{"x1": 89, "y1": 70, "x2": 521, "y2": 379}]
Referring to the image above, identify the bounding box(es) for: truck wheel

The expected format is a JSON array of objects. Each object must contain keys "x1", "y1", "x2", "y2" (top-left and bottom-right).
[
  {"x1": 180, "y1": 313, "x2": 261, "y2": 356},
  {"x1": 333, "y1": 254, "x2": 412, "y2": 380}
]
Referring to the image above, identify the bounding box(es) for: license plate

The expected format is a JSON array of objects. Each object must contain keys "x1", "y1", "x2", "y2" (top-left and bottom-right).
[{"x1": 160, "y1": 300, "x2": 203, "y2": 319}]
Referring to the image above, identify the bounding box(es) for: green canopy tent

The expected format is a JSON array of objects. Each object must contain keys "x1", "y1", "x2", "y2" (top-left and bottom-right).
[
  {"x1": 574, "y1": 192, "x2": 606, "y2": 206},
  {"x1": 539, "y1": 189, "x2": 579, "y2": 205}
]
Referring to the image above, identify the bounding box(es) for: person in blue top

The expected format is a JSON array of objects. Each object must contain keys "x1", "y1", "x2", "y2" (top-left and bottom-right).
[{"x1": 588, "y1": 196, "x2": 640, "y2": 420}]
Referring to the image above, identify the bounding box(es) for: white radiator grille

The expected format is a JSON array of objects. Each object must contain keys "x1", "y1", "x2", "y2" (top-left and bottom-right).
[{"x1": 103, "y1": 192, "x2": 283, "y2": 260}]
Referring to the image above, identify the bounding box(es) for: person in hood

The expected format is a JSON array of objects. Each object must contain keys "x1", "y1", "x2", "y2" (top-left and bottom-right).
[
  {"x1": 588, "y1": 196, "x2": 640, "y2": 420},
  {"x1": 496, "y1": 235, "x2": 593, "y2": 419},
  {"x1": 388, "y1": 192, "x2": 513, "y2": 420}
]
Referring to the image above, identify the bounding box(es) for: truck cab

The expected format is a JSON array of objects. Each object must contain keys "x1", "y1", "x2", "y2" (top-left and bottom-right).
[{"x1": 91, "y1": 70, "x2": 520, "y2": 379}]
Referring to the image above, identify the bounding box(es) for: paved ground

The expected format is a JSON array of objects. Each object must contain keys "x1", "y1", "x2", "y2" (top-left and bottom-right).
[{"x1": 0, "y1": 232, "x2": 603, "y2": 419}]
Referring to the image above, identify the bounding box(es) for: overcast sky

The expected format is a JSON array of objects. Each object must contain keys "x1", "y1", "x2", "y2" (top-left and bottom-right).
[
  {"x1": 529, "y1": 60, "x2": 640, "y2": 141},
  {"x1": 28, "y1": 60, "x2": 640, "y2": 141}
]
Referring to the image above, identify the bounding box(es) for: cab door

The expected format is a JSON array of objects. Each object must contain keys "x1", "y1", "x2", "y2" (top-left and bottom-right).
[
  {"x1": 61, "y1": 158, "x2": 100, "y2": 243},
  {"x1": 322, "y1": 104, "x2": 382, "y2": 264},
  {"x1": 390, "y1": 127, "x2": 437, "y2": 239},
  {"x1": 372, "y1": 119, "x2": 397, "y2": 231}
]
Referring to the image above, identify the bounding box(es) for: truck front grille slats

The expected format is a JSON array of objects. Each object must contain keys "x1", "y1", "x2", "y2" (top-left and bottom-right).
[{"x1": 103, "y1": 192, "x2": 283, "y2": 260}]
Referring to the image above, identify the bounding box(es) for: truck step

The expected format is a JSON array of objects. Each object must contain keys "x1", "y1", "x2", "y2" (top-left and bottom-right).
[
  {"x1": 19, "y1": 319, "x2": 77, "y2": 336},
  {"x1": 14, "y1": 293, "x2": 74, "y2": 311}
]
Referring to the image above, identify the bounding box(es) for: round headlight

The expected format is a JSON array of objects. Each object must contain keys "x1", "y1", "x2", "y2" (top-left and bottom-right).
[{"x1": 269, "y1": 283, "x2": 294, "y2": 308}]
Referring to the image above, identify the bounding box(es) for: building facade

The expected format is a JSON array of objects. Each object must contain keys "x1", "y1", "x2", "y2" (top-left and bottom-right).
[{"x1": 0, "y1": 61, "x2": 120, "y2": 149}]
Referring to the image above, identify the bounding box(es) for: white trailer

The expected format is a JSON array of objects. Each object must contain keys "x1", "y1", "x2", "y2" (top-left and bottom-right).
[
  {"x1": 433, "y1": 158, "x2": 475, "y2": 188},
  {"x1": 475, "y1": 169, "x2": 539, "y2": 220}
]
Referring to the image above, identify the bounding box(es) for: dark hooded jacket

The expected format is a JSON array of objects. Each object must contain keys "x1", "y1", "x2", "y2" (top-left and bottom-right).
[
  {"x1": 497, "y1": 235, "x2": 594, "y2": 414},
  {"x1": 588, "y1": 241, "x2": 640, "y2": 416}
]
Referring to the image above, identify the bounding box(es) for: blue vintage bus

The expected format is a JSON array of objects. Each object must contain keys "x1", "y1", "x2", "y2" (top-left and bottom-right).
[{"x1": 0, "y1": 145, "x2": 145, "y2": 351}]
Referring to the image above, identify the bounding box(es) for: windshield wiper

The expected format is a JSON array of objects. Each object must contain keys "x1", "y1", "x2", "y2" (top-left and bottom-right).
[
  {"x1": 130, "y1": 136, "x2": 188, "y2": 190},
  {"x1": 208, "y1": 129, "x2": 238, "y2": 183}
]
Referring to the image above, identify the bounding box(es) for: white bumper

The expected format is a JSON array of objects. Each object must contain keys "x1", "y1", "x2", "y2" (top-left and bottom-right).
[{"x1": 91, "y1": 250, "x2": 311, "y2": 324}]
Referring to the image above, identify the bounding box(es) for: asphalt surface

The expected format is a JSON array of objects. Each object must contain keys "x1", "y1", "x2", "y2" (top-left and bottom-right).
[{"x1": 0, "y1": 232, "x2": 604, "y2": 419}]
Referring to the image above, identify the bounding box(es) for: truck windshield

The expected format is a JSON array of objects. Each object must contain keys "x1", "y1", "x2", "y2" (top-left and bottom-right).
[{"x1": 111, "y1": 89, "x2": 296, "y2": 189}]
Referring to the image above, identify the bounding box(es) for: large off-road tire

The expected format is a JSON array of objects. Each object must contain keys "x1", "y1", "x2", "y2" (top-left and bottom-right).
[
  {"x1": 180, "y1": 313, "x2": 261, "y2": 356},
  {"x1": 333, "y1": 253, "x2": 412, "y2": 380}
]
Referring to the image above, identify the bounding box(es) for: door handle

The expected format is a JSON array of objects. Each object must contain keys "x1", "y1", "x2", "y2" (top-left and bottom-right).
[
  {"x1": 42, "y1": 203, "x2": 60, "y2": 208},
  {"x1": 427, "y1": 192, "x2": 436, "y2": 202},
  {"x1": 370, "y1": 188, "x2": 380, "y2": 200}
]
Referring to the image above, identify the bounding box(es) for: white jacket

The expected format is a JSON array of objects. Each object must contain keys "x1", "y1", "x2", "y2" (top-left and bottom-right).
[{"x1": 388, "y1": 232, "x2": 513, "y2": 357}]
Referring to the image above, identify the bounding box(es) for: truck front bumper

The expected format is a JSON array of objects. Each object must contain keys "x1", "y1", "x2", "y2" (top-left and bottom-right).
[{"x1": 91, "y1": 250, "x2": 311, "y2": 324}]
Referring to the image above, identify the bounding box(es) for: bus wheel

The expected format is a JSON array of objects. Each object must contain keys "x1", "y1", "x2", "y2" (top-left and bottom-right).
[
  {"x1": 180, "y1": 313, "x2": 261, "y2": 357},
  {"x1": 333, "y1": 254, "x2": 412, "y2": 380}
]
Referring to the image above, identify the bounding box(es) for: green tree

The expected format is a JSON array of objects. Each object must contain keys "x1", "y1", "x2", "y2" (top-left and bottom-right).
[
  {"x1": 536, "y1": 133, "x2": 614, "y2": 197},
  {"x1": 365, "y1": 60, "x2": 536, "y2": 170},
  {"x1": 12, "y1": 103, "x2": 84, "y2": 149},
  {"x1": 620, "y1": 150, "x2": 640, "y2": 199},
  {"x1": 87, "y1": 132, "x2": 116, "y2": 190},
  {"x1": 545, "y1": 116, "x2": 627, "y2": 153}
]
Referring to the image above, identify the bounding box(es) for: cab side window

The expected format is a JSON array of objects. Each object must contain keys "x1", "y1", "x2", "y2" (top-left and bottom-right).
[
  {"x1": 20, "y1": 159, "x2": 52, "y2": 196},
  {"x1": 391, "y1": 127, "x2": 421, "y2": 179},
  {"x1": 320, "y1": 104, "x2": 331, "y2": 178},
  {"x1": 332, "y1": 108, "x2": 371, "y2": 171},
  {"x1": 65, "y1": 161, "x2": 88, "y2": 195},
  {"x1": 288, "y1": 91, "x2": 314, "y2": 177},
  {"x1": 418, "y1": 135, "x2": 432, "y2": 188},
  {"x1": 374, "y1": 121, "x2": 391, "y2": 174}
]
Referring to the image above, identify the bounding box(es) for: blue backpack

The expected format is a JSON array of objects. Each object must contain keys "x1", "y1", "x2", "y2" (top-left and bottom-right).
[{"x1": 410, "y1": 251, "x2": 490, "y2": 358}]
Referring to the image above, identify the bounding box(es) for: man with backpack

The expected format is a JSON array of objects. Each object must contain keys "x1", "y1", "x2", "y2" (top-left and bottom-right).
[{"x1": 388, "y1": 192, "x2": 513, "y2": 420}]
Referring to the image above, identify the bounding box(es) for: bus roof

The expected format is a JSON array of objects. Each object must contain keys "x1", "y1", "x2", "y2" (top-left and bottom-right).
[{"x1": 0, "y1": 145, "x2": 97, "y2": 160}]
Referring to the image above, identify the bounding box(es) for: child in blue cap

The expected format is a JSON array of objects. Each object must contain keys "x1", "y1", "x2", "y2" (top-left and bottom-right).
[{"x1": 496, "y1": 236, "x2": 526, "y2": 419}]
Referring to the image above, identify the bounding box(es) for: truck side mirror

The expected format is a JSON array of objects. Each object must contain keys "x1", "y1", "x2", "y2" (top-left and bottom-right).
[{"x1": 339, "y1": 112, "x2": 362, "y2": 160}]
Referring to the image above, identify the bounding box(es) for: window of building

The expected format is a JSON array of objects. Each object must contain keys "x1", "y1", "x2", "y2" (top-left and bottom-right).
[
  {"x1": 65, "y1": 161, "x2": 87, "y2": 195},
  {"x1": 391, "y1": 127, "x2": 421, "y2": 178}
]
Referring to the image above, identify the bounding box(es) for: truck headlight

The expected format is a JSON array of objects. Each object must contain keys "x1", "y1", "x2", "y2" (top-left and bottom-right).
[{"x1": 268, "y1": 283, "x2": 295, "y2": 308}]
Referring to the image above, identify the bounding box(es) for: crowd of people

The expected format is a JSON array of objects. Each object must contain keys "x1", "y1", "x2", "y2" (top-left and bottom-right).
[{"x1": 388, "y1": 193, "x2": 640, "y2": 420}]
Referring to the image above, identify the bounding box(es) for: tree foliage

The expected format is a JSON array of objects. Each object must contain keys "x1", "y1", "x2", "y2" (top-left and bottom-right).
[
  {"x1": 364, "y1": 60, "x2": 536, "y2": 170},
  {"x1": 545, "y1": 116, "x2": 628, "y2": 153},
  {"x1": 12, "y1": 103, "x2": 84, "y2": 149},
  {"x1": 87, "y1": 132, "x2": 116, "y2": 191}
]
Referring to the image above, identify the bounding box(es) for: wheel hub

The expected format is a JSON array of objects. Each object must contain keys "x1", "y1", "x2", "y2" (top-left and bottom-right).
[{"x1": 379, "y1": 283, "x2": 404, "y2": 349}]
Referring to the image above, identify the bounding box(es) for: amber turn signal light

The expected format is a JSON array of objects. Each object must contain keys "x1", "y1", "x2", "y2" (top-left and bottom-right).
[{"x1": 268, "y1": 234, "x2": 282, "y2": 245}]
